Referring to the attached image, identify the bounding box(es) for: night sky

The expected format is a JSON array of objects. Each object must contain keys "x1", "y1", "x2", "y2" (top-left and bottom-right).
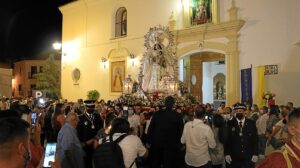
[{"x1": 0, "y1": 0, "x2": 75, "y2": 64}]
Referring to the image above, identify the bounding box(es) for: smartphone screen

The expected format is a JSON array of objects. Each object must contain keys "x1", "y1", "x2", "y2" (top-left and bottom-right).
[
  {"x1": 43, "y1": 143, "x2": 57, "y2": 168},
  {"x1": 31, "y1": 112, "x2": 37, "y2": 126}
]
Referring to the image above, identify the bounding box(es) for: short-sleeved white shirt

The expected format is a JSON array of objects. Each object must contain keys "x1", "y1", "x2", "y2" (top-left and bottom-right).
[
  {"x1": 181, "y1": 119, "x2": 216, "y2": 167},
  {"x1": 100, "y1": 133, "x2": 146, "y2": 168}
]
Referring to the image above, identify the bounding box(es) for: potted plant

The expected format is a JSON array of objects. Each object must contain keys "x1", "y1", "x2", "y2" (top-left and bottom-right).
[{"x1": 87, "y1": 90, "x2": 100, "y2": 100}]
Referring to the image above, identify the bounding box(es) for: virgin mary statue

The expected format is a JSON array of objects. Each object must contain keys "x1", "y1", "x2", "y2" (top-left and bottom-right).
[{"x1": 139, "y1": 26, "x2": 178, "y2": 94}]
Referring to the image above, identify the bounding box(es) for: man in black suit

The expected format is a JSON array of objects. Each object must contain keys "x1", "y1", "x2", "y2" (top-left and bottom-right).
[
  {"x1": 224, "y1": 103, "x2": 258, "y2": 168},
  {"x1": 77, "y1": 100, "x2": 103, "y2": 168},
  {"x1": 147, "y1": 96, "x2": 184, "y2": 168}
]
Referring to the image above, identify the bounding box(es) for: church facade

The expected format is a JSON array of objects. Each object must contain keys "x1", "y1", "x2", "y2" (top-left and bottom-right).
[{"x1": 59, "y1": 0, "x2": 300, "y2": 106}]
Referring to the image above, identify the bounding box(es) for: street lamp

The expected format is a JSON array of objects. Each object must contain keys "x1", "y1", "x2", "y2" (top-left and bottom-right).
[
  {"x1": 101, "y1": 57, "x2": 108, "y2": 68},
  {"x1": 129, "y1": 53, "x2": 136, "y2": 66},
  {"x1": 52, "y1": 42, "x2": 66, "y2": 56},
  {"x1": 53, "y1": 42, "x2": 62, "y2": 50}
]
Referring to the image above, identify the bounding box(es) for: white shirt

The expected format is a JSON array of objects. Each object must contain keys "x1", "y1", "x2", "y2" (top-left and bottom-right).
[
  {"x1": 128, "y1": 114, "x2": 140, "y2": 128},
  {"x1": 105, "y1": 133, "x2": 146, "y2": 168},
  {"x1": 145, "y1": 118, "x2": 152, "y2": 134},
  {"x1": 181, "y1": 119, "x2": 216, "y2": 167},
  {"x1": 256, "y1": 113, "x2": 269, "y2": 135},
  {"x1": 85, "y1": 112, "x2": 92, "y2": 118},
  {"x1": 236, "y1": 118, "x2": 245, "y2": 127}
]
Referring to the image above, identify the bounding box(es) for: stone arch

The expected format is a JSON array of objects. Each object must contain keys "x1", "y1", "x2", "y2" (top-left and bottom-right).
[
  {"x1": 107, "y1": 47, "x2": 130, "y2": 59},
  {"x1": 172, "y1": 18, "x2": 244, "y2": 105},
  {"x1": 177, "y1": 45, "x2": 226, "y2": 59},
  {"x1": 177, "y1": 50, "x2": 225, "y2": 103}
]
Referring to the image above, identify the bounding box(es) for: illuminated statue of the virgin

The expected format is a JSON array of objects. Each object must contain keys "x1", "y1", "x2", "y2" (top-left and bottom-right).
[{"x1": 139, "y1": 26, "x2": 178, "y2": 94}]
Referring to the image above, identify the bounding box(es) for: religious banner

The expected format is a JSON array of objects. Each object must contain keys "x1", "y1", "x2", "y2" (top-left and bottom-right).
[
  {"x1": 111, "y1": 61, "x2": 125, "y2": 92},
  {"x1": 241, "y1": 68, "x2": 252, "y2": 104},
  {"x1": 257, "y1": 66, "x2": 265, "y2": 108}
]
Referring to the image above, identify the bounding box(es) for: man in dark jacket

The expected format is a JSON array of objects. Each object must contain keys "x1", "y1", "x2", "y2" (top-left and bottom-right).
[
  {"x1": 224, "y1": 103, "x2": 259, "y2": 168},
  {"x1": 77, "y1": 100, "x2": 103, "y2": 168},
  {"x1": 147, "y1": 96, "x2": 184, "y2": 168}
]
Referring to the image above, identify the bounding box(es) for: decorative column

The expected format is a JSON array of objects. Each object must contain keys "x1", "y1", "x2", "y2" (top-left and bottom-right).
[
  {"x1": 212, "y1": 0, "x2": 220, "y2": 24},
  {"x1": 226, "y1": 34, "x2": 240, "y2": 106}
]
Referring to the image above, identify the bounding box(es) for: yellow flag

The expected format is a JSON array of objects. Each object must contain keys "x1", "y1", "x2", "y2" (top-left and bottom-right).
[{"x1": 257, "y1": 66, "x2": 265, "y2": 108}]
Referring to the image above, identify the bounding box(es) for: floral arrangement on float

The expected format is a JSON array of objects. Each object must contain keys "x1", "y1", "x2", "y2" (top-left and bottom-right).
[{"x1": 262, "y1": 91, "x2": 276, "y2": 106}]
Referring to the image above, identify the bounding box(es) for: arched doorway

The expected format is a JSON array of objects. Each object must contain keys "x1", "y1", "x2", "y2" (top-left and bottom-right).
[
  {"x1": 179, "y1": 51, "x2": 225, "y2": 106},
  {"x1": 173, "y1": 18, "x2": 244, "y2": 106}
]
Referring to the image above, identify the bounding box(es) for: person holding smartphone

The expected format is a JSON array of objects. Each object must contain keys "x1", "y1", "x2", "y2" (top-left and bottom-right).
[
  {"x1": 29, "y1": 122, "x2": 44, "y2": 168},
  {"x1": 28, "y1": 108, "x2": 44, "y2": 168}
]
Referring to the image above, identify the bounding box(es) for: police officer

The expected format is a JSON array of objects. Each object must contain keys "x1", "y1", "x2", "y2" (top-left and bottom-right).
[
  {"x1": 77, "y1": 100, "x2": 103, "y2": 168},
  {"x1": 224, "y1": 103, "x2": 259, "y2": 168}
]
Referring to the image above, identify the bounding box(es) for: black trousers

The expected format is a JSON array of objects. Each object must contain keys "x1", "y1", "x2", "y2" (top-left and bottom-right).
[
  {"x1": 151, "y1": 147, "x2": 180, "y2": 168},
  {"x1": 186, "y1": 161, "x2": 212, "y2": 168},
  {"x1": 231, "y1": 157, "x2": 254, "y2": 168},
  {"x1": 83, "y1": 145, "x2": 94, "y2": 168},
  {"x1": 212, "y1": 164, "x2": 222, "y2": 168}
]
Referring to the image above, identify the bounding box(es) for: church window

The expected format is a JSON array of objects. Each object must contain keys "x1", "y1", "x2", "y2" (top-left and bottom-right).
[{"x1": 115, "y1": 7, "x2": 127, "y2": 37}]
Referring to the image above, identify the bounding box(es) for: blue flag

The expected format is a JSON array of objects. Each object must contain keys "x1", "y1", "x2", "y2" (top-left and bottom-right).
[{"x1": 241, "y1": 68, "x2": 252, "y2": 104}]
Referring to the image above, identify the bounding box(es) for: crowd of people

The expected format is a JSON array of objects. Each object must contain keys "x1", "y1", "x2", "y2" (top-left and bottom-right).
[{"x1": 0, "y1": 95, "x2": 299, "y2": 168}]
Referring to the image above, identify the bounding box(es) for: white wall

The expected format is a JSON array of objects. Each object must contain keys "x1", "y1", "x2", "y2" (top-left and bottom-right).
[
  {"x1": 202, "y1": 62, "x2": 225, "y2": 104},
  {"x1": 219, "y1": 0, "x2": 300, "y2": 106}
]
